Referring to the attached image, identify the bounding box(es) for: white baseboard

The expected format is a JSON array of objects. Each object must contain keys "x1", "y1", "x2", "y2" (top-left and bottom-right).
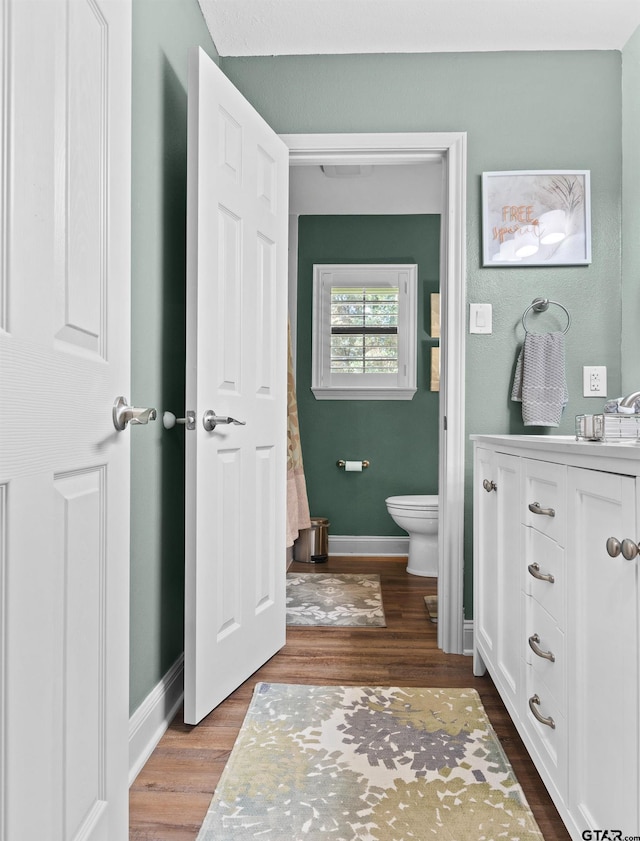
[
  {"x1": 128, "y1": 654, "x2": 184, "y2": 786},
  {"x1": 463, "y1": 619, "x2": 474, "y2": 657},
  {"x1": 328, "y1": 535, "x2": 409, "y2": 556}
]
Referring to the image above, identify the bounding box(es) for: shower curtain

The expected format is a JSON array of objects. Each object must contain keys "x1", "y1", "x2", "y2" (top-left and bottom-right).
[{"x1": 286, "y1": 321, "x2": 311, "y2": 548}]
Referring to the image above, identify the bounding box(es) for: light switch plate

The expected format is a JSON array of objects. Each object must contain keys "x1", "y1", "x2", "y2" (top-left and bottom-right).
[
  {"x1": 583, "y1": 365, "x2": 607, "y2": 397},
  {"x1": 469, "y1": 303, "x2": 492, "y2": 334}
]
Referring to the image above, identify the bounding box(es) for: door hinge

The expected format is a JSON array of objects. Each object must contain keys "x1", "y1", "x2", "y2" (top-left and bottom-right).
[{"x1": 443, "y1": 415, "x2": 447, "y2": 431}]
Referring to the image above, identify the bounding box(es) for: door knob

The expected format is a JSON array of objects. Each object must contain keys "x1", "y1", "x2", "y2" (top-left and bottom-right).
[
  {"x1": 202, "y1": 409, "x2": 247, "y2": 432},
  {"x1": 113, "y1": 397, "x2": 157, "y2": 431},
  {"x1": 606, "y1": 537, "x2": 639, "y2": 560},
  {"x1": 482, "y1": 479, "x2": 497, "y2": 492}
]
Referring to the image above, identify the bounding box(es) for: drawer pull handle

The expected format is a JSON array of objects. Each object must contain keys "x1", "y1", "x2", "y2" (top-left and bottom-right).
[
  {"x1": 529, "y1": 694, "x2": 556, "y2": 729},
  {"x1": 482, "y1": 479, "x2": 497, "y2": 493},
  {"x1": 528, "y1": 633, "x2": 555, "y2": 662},
  {"x1": 527, "y1": 562, "x2": 555, "y2": 584},
  {"x1": 528, "y1": 501, "x2": 555, "y2": 518}
]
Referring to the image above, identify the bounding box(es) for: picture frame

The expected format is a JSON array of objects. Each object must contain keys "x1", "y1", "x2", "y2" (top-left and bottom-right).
[{"x1": 482, "y1": 170, "x2": 591, "y2": 267}]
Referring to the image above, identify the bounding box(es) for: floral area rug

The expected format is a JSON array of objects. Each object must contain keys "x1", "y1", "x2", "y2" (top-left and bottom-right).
[
  {"x1": 196, "y1": 683, "x2": 544, "y2": 840},
  {"x1": 286, "y1": 573, "x2": 386, "y2": 627}
]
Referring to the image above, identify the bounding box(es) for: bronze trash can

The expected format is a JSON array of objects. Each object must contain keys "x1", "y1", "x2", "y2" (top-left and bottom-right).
[{"x1": 293, "y1": 517, "x2": 330, "y2": 563}]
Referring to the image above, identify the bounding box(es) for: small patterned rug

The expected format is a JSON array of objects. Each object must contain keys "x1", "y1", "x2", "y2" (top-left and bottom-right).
[
  {"x1": 196, "y1": 683, "x2": 544, "y2": 840},
  {"x1": 286, "y1": 573, "x2": 386, "y2": 627}
]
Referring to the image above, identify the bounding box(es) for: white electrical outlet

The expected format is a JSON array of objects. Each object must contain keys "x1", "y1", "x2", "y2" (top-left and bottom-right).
[{"x1": 583, "y1": 366, "x2": 607, "y2": 397}]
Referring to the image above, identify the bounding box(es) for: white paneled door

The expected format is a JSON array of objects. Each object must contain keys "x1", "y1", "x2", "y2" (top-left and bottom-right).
[
  {"x1": 0, "y1": 1, "x2": 131, "y2": 839},
  {"x1": 184, "y1": 49, "x2": 288, "y2": 725}
]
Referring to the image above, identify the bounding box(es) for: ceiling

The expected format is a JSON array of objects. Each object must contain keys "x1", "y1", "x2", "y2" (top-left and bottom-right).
[{"x1": 198, "y1": 0, "x2": 640, "y2": 57}]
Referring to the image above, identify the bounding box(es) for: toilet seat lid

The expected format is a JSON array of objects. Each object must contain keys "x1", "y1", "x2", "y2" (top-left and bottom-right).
[{"x1": 386, "y1": 494, "x2": 438, "y2": 509}]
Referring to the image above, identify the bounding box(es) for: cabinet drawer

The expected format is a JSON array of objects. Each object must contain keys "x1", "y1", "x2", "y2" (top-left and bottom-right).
[
  {"x1": 524, "y1": 596, "x2": 565, "y2": 711},
  {"x1": 522, "y1": 526, "x2": 565, "y2": 624},
  {"x1": 522, "y1": 458, "x2": 565, "y2": 546},
  {"x1": 523, "y1": 661, "x2": 567, "y2": 795}
]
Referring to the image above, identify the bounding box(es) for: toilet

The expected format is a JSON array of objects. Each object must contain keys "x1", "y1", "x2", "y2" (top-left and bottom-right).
[{"x1": 385, "y1": 495, "x2": 439, "y2": 577}]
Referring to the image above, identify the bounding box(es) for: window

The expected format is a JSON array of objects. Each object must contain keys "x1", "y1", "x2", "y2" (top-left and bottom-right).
[{"x1": 311, "y1": 264, "x2": 417, "y2": 400}]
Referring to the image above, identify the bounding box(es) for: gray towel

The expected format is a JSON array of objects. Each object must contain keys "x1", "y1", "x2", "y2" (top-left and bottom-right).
[{"x1": 511, "y1": 331, "x2": 568, "y2": 426}]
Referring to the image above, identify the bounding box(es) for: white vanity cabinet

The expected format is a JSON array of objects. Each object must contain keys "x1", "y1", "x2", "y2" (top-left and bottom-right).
[{"x1": 472, "y1": 436, "x2": 640, "y2": 841}]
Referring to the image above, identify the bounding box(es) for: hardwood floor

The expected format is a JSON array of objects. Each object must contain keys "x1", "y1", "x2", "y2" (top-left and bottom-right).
[{"x1": 129, "y1": 556, "x2": 571, "y2": 840}]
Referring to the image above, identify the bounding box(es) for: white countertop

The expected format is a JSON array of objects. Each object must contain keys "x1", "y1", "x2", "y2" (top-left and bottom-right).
[{"x1": 470, "y1": 433, "x2": 640, "y2": 471}]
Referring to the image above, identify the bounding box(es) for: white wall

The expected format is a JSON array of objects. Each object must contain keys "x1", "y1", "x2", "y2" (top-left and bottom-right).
[{"x1": 289, "y1": 161, "x2": 443, "y2": 215}]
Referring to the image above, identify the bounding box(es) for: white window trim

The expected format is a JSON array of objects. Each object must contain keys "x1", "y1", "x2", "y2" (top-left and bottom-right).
[{"x1": 311, "y1": 263, "x2": 417, "y2": 401}]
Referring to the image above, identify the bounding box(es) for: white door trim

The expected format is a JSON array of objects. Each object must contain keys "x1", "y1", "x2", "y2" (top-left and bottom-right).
[{"x1": 283, "y1": 132, "x2": 467, "y2": 654}]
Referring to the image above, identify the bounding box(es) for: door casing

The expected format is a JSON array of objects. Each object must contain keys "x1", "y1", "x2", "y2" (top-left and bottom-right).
[{"x1": 283, "y1": 132, "x2": 467, "y2": 654}]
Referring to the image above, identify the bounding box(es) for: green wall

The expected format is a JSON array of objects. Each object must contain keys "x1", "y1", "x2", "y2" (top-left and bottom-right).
[
  {"x1": 296, "y1": 215, "x2": 441, "y2": 535},
  {"x1": 622, "y1": 27, "x2": 640, "y2": 393},
  {"x1": 223, "y1": 51, "x2": 623, "y2": 616},
  {"x1": 130, "y1": 0, "x2": 218, "y2": 715}
]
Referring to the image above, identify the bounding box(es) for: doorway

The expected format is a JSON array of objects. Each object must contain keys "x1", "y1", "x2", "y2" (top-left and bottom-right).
[{"x1": 284, "y1": 133, "x2": 467, "y2": 654}]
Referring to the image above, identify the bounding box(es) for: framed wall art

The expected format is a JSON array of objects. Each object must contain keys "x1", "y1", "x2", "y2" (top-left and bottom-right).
[{"x1": 482, "y1": 170, "x2": 591, "y2": 267}]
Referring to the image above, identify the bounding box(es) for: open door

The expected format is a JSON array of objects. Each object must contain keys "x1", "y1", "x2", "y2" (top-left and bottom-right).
[
  {"x1": 0, "y1": 1, "x2": 132, "y2": 837},
  {"x1": 184, "y1": 49, "x2": 289, "y2": 726}
]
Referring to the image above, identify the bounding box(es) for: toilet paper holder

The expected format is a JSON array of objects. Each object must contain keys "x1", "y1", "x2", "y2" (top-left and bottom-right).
[{"x1": 337, "y1": 459, "x2": 370, "y2": 469}]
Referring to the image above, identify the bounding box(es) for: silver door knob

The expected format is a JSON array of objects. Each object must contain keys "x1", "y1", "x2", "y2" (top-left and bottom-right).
[
  {"x1": 113, "y1": 396, "x2": 157, "y2": 431},
  {"x1": 202, "y1": 409, "x2": 247, "y2": 432},
  {"x1": 606, "y1": 537, "x2": 639, "y2": 560},
  {"x1": 482, "y1": 479, "x2": 497, "y2": 492}
]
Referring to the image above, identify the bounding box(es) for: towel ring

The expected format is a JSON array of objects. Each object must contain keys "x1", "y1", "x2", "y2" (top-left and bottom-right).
[{"x1": 522, "y1": 298, "x2": 571, "y2": 335}]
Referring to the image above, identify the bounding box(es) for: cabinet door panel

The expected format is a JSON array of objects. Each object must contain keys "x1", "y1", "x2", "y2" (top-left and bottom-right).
[
  {"x1": 473, "y1": 447, "x2": 521, "y2": 700},
  {"x1": 474, "y1": 447, "x2": 498, "y2": 665},
  {"x1": 567, "y1": 467, "x2": 639, "y2": 836}
]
